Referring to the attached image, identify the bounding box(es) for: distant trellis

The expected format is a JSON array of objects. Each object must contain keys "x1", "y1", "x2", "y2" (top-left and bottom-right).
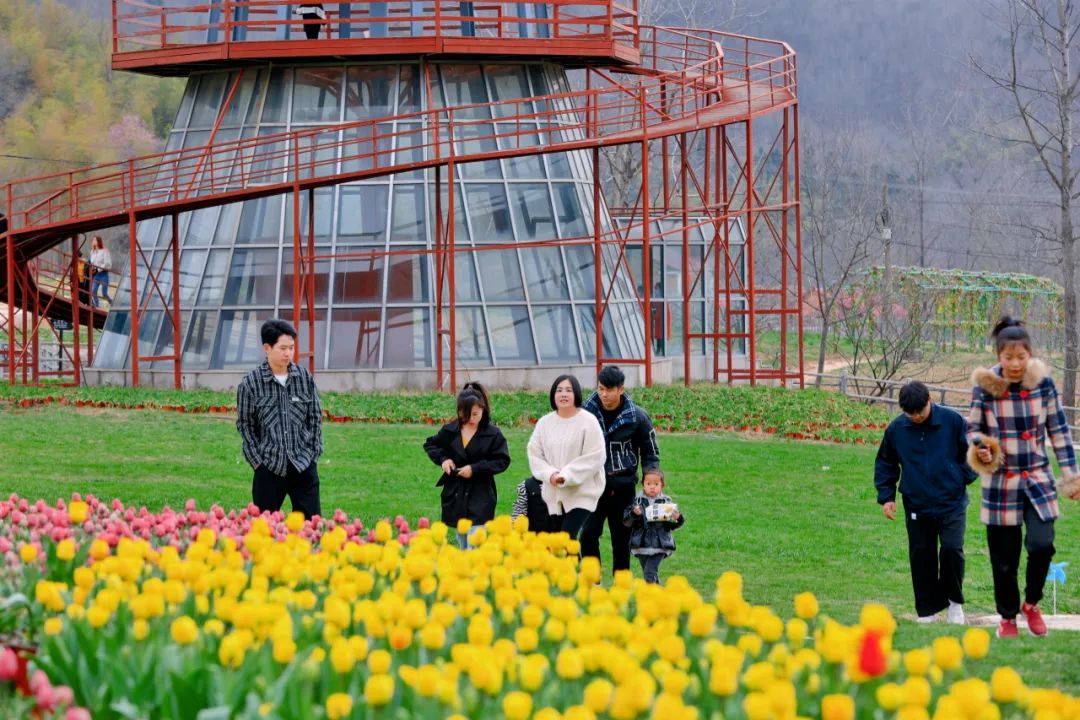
[{"x1": 850, "y1": 267, "x2": 1064, "y2": 350}]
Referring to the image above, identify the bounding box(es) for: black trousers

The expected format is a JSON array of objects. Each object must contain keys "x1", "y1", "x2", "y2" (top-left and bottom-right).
[
  {"x1": 986, "y1": 498, "x2": 1055, "y2": 619},
  {"x1": 580, "y1": 480, "x2": 636, "y2": 573},
  {"x1": 302, "y1": 15, "x2": 322, "y2": 39},
  {"x1": 904, "y1": 508, "x2": 966, "y2": 617},
  {"x1": 636, "y1": 554, "x2": 665, "y2": 584},
  {"x1": 555, "y1": 507, "x2": 592, "y2": 541},
  {"x1": 253, "y1": 461, "x2": 321, "y2": 519}
]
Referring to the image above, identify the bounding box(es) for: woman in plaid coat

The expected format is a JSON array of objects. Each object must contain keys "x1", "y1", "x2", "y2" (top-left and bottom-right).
[{"x1": 969, "y1": 317, "x2": 1080, "y2": 637}]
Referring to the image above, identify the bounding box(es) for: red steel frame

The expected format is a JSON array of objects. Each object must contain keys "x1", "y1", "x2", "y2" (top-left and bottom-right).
[{"x1": 0, "y1": 4, "x2": 802, "y2": 390}]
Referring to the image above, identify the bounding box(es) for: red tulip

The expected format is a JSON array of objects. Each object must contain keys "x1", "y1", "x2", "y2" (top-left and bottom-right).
[{"x1": 858, "y1": 630, "x2": 888, "y2": 677}]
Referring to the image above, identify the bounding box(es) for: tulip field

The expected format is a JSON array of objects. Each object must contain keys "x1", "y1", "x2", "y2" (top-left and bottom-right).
[{"x1": 0, "y1": 391, "x2": 1078, "y2": 719}]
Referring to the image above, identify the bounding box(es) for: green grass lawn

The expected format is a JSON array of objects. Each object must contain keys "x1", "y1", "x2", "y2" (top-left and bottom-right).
[{"x1": 2, "y1": 405, "x2": 1079, "y2": 690}]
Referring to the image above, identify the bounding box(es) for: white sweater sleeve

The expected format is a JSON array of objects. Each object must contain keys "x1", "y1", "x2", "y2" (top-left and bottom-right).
[
  {"x1": 527, "y1": 416, "x2": 559, "y2": 483},
  {"x1": 559, "y1": 413, "x2": 606, "y2": 487}
]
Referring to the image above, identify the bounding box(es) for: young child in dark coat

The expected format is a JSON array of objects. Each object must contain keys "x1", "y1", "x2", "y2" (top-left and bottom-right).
[{"x1": 622, "y1": 467, "x2": 684, "y2": 583}]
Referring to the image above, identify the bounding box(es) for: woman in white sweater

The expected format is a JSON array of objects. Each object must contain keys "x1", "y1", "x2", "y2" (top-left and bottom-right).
[{"x1": 527, "y1": 374, "x2": 606, "y2": 540}]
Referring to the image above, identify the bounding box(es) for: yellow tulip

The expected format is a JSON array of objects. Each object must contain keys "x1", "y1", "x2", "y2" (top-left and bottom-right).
[
  {"x1": 55, "y1": 539, "x2": 76, "y2": 562},
  {"x1": 132, "y1": 619, "x2": 149, "y2": 641},
  {"x1": 19, "y1": 543, "x2": 38, "y2": 564},
  {"x1": 961, "y1": 628, "x2": 990, "y2": 660},
  {"x1": 272, "y1": 638, "x2": 296, "y2": 664},
  {"x1": 87, "y1": 605, "x2": 110, "y2": 628},
  {"x1": 364, "y1": 673, "x2": 395, "y2": 706},
  {"x1": 325, "y1": 692, "x2": 353, "y2": 720},
  {"x1": 368, "y1": 649, "x2": 392, "y2": 674},
  {"x1": 503, "y1": 691, "x2": 533, "y2": 720},
  {"x1": 904, "y1": 648, "x2": 932, "y2": 676},
  {"x1": 876, "y1": 682, "x2": 904, "y2": 711},
  {"x1": 584, "y1": 678, "x2": 614, "y2": 713},
  {"x1": 793, "y1": 591, "x2": 818, "y2": 619},
  {"x1": 330, "y1": 638, "x2": 356, "y2": 674},
  {"x1": 170, "y1": 616, "x2": 199, "y2": 645},
  {"x1": 990, "y1": 667, "x2": 1024, "y2": 703},
  {"x1": 821, "y1": 694, "x2": 855, "y2": 720},
  {"x1": 44, "y1": 617, "x2": 63, "y2": 636},
  {"x1": 932, "y1": 636, "x2": 964, "y2": 671},
  {"x1": 556, "y1": 648, "x2": 585, "y2": 680}
]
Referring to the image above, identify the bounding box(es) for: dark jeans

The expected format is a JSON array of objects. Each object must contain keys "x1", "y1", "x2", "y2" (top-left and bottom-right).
[
  {"x1": 904, "y1": 508, "x2": 966, "y2": 617},
  {"x1": 986, "y1": 498, "x2": 1055, "y2": 619},
  {"x1": 555, "y1": 507, "x2": 592, "y2": 542},
  {"x1": 253, "y1": 461, "x2": 321, "y2": 519},
  {"x1": 636, "y1": 553, "x2": 665, "y2": 584},
  {"x1": 302, "y1": 15, "x2": 322, "y2": 39},
  {"x1": 91, "y1": 272, "x2": 111, "y2": 306},
  {"x1": 580, "y1": 480, "x2": 636, "y2": 573}
]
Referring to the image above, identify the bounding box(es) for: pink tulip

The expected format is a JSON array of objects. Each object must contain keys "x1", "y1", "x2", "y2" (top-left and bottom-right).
[
  {"x1": 54, "y1": 685, "x2": 74, "y2": 706},
  {"x1": 65, "y1": 708, "x2": 92, "y2": 720},
  {"x1": 0, "y1": 538, "x2": 10, "y2": 554},
  {"x1": 185, "y1": 499, "x2": 196, "y2": 512},
  {"x1": 29, "y1": 669, "x2": 51, "y2": 693},
  {"x1": 0, "y1": 648, "x2": 19, "y2": 681},
  {"x1": 36, "y1": 683, "x2": 57, "y2": 711},
  {"x1": 71, "y1": 492, "x2": 82, "y2": 502},
  {"x1": 11, "y1": 510, "x2": 24, "y2": 525},
  {"x1": 17, "y1": 498, "x2": 28, "y2": 512},
  {"x1": 417, "y1": 517, "x2": 430, "y2": 529},
  {"x1": 398, "y1": 533, "x2": 410, "y2": 546}
]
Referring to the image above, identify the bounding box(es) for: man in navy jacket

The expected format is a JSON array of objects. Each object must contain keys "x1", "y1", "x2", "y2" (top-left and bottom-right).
[
  {"x1": 582, "y1": 366, "x2": 660, "y2": 576},
  {"x1": 875, "y1": 381, "x2": 977, "y2": 624}
]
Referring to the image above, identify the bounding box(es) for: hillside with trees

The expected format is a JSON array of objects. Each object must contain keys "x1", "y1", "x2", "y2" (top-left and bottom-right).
[{"x1": 0, "y1": 0, "x2": 182, "y2": 181}]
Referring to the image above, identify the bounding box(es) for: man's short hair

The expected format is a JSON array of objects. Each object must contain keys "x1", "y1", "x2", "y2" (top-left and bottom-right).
[
  {"x1": 597, "y1": 365, "x2": 625, "y2": 389},
  {"x1": 261, "y1": 319, "x2": 298, "y2": 347},
  {"x1": 898, "y1": 381, "x2": 931, "y2": 414}
]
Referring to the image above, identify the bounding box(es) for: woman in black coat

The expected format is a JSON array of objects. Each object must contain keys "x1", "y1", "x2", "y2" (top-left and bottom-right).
[{"x1": 424, "y1": 387, "x2": 511, "y2": 547}]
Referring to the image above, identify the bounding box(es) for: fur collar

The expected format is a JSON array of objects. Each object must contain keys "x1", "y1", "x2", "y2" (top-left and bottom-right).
[{"x1": 971, "y1": 358, "x2": 1048, "y2": 397}]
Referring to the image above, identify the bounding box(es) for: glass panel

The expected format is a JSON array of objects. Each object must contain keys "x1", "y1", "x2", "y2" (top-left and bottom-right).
[
  {"x1": 236, "y1": 195, "x2": 283, "y2": 244},
  {"x1": 189, "y1": 72, "x2": 229, "y2": 128},
  {"x1": 666, "y1": 300, "x2": 684, "y2": 357},
  {"x1": 224, "y1": 248, "x2": 279, "y2": 305},
  {"x1": 553, "y1": 183, "x2": 588, "y2": 237},
  {"x1": 174, "y1": 79, "x2": 197, "y2": 130},
  {"x1": 95, "y1": 311, "x2": 131, "y2": 369},
  {"x1": 565, "y1": 245, "x2": 596, "y2": 300},
  {"x1": 386, "y1": 247, "x2": 430, "y2": 303},
  {"x1": 578, "y1": 304, "x2": 620, "y2": 361},
  {"x1": 295, "y1": 129, "x2": 340, "y2": 180},
  {"x1": 292, "y1": 67, "x2": 343, "y2": 124},
  {"x1": 214, "y1": 202, "x2": 242, "y2": 246},
  {"x1": 521, "y1": 246, "x2": 569, "y2": 300},
  {"x1": 456, "y1": 123, "x2": 501, "y2": 179},
  {"x1": 295, "y1": 309, "x2": 328, "y2": 370},
  {"x1": 394, "y1": 122, "x2": 425, "y2": 172},
  {"x1": 464, "y1": 184, "x2": 512, "y2": 244},
  {"x1": 183, "y1": 310, "x2": 219, "y2": 367},
  {"x1": 176, "y1": 250, "x2": 208, "y2": 305},
  {"x1": 430, "y1": 182, "x2": 471, "y2": 245},
  {"x1": 260, "y1": 68, "x2": 291, "y2": 124},
  {"x1": 135, "y1": 310, "x2": 164, "y2": 358},
  {"x1": 197, "y1": 249, "x2": 231, "y2": 305},
  {"x1": 546, "y1": 148, "x2": 572, "y2": 178},
  {"x1": 486, "y1": 65, "x2": 532, "y2": 117},
  {"x1": 439, "y1": 65, "x2": 491, "y2": 119},
  {"x1": 284, "y1": 189, "x2": 335, "y2": 244},
  {"x1": 455, "y1": 252, "x2": 481, "y2": 302},
  {"x1": 220, "y1": 70, "x2": 259, "y2": 127},
  {"x1": 509, "y1": 184, "x2": 555, "y2": 240},
  {"x1": 502, "y1": 123, "x2": 545, "y2": 178},
  {"x1": 533, "y1": 305, "x2": 579, "y2": 363},
  {"x1": 389, "y1": 185, "x2": 426, "y2": 243},
  {"x1": 183, "y1": 206, "x2": 220, "y2": 246},
  {"x1": 248, "y1": 127, "x2": 289, "y2": 181},
  {"x1": 477, "y1": 249, "x2": 524, "y2": 301},
  {"x1": 384, "y1": 307, "x2": 431, "y2": 367},
  {"x1": 243, "y1": 70, "x2": 267, "y2": 126},
  {"x1": 344, "y1": 66, "x2": 394, "y2": 121},
  {"x1": 487, "y1": 306, "x2": 535, "y2": 364},
  {"x1": 398, "y1": 65, "x2": 421, "y2": 114},
  {"x1": 329, "y1": 308, "x2": 382, "y2": 368},
  {"x1": 339, "y1": 185, "x2": 389, "y2": 244},
  {"x1": 211, "y1": 309, "x2": 265, "y2": 369},
  {"x1": 453, "y1": 307, "x2": 491, "y2": 365},
  {"x1": 333, "y1": 247, "x2": 383, "y2": 304},
  {"x1": 280, "y1": 247, "x2": 331, "y2": 306}
]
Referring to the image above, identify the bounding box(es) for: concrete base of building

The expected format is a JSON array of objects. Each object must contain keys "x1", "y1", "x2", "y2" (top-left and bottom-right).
[{"x1": 83, "y1": 355, "x2": 755, "y2": 392}]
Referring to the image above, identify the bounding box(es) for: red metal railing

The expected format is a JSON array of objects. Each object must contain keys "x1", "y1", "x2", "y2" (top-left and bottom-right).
[
  {"x1": 112, "y1": 0, "x2": 640, "y2": 52},
  {"x1": 3, "y1": 25, "x2": 795, "y2": 240}
]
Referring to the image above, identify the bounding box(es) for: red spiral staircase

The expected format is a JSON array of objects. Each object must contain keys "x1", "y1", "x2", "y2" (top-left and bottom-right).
[{"x1": 1, "y1": 1, "x2": 801, "y2": 389}]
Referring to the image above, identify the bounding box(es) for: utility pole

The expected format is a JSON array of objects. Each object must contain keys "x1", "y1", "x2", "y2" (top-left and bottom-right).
[{"x1": 881, "y1": 182, "x2": 892, "y2": 294}]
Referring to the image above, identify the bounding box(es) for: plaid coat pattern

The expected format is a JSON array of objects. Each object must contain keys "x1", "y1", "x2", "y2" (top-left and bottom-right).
[{"x1": 967, "y1": 359, "x2": 1076, "y2": 526}]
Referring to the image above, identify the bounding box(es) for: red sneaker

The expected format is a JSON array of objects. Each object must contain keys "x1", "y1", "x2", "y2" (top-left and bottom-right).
[
  {"x1": 1021, "y1": 603, "x2": 1048, "y2": 636},
  {"x1": 997, "y1": 619, "x2": 1019, "y2": 638}
]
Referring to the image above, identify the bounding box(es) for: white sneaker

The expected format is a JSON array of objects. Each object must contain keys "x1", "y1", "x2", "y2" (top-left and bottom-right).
[
  {"x1": 916, "y1": 614, "x2": 939, "y2": 624},
  {"x1": 946, "y1": 602, "x2": 965, "y2": 625}
]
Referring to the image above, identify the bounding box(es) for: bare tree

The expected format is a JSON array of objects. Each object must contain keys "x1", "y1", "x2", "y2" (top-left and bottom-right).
[
  {"x1": 971, "y1": 0, "x2": 1080, "y2": 406},
  {"x1": 800, "y1": 123, "x2": 880, "y2": 384}
]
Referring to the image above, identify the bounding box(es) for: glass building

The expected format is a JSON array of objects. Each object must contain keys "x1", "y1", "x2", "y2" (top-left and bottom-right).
[{"x1": 94, "y1": 62, "x2": 653, "y2": 371}]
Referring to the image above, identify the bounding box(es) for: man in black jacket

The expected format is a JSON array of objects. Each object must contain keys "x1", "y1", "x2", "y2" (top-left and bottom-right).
[
  {"x1": 875, "y1": 381, "x2": 976, "y2": 624},
  {"x1": 581, "y1": 365, "x2": 660, "y2": 576}
]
